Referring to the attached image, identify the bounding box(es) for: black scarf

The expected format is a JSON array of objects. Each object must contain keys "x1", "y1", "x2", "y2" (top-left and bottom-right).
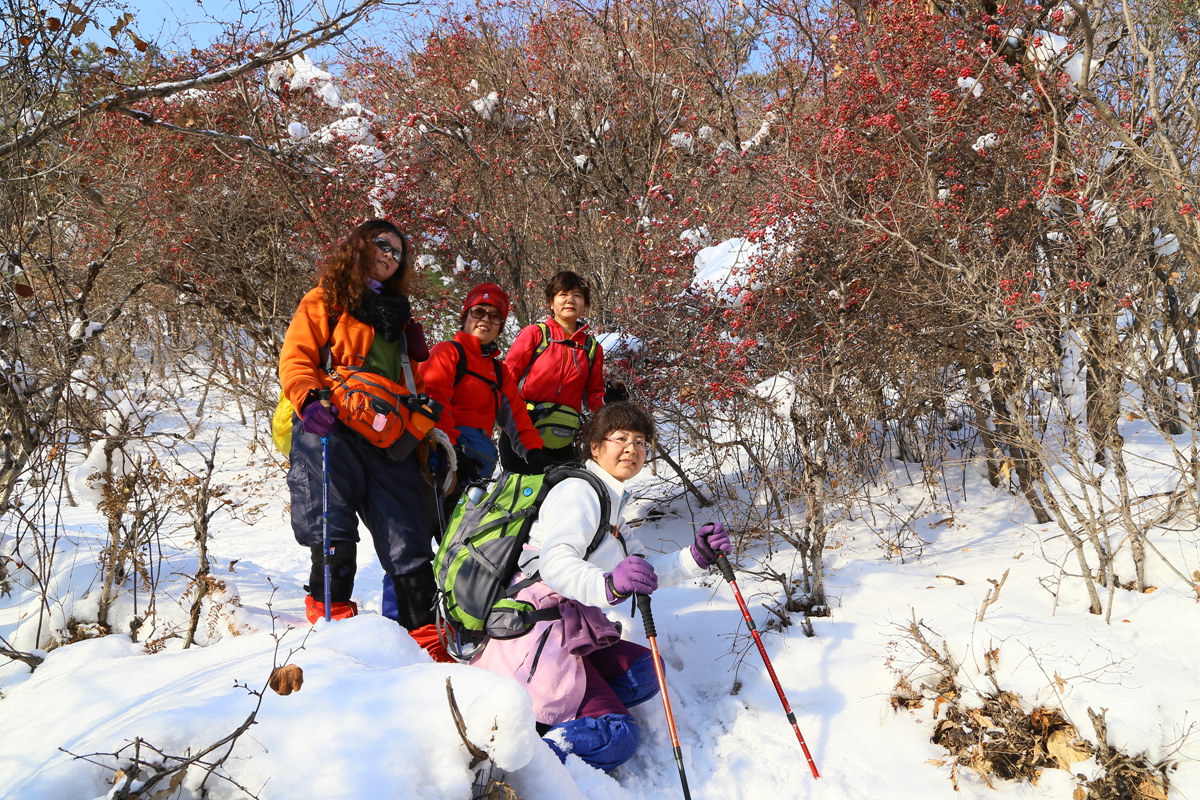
[{"x1": 349, "y1": 291, "x2": 411, "y2": 343}]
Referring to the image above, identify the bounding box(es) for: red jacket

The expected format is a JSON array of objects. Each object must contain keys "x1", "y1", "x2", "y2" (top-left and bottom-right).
[
  {"x1": 421, "y1": 331, "x2": 544, "y2": 452},
  {"x1": 504, "y1": 317, "x2": 605, "y2": 413},
  {"x1": 279, "y1": 287, "x2": 425, "y2": 413}
]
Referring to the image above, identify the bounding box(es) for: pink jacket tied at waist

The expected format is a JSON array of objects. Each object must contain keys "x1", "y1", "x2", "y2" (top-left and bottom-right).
[{"x1": 472, "y1": 578, "x2": 620, "y2": 725}]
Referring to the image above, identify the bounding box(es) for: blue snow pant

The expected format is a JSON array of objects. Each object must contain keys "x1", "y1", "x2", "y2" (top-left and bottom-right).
[
  {"x1": 542, "y1": 641, "x2": 660, "y2": 772},
  {"x1": 287, "y1": 418, "x2": 437, "y2": 624}
]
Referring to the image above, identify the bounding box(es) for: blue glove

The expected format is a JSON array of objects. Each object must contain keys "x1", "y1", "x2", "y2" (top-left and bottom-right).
[
  {"x1": 605, "y1": 556, "x2": 658, "y2": 602},
  {"x1": 691, "y1": 522, "x2": 731, "y2": 569},
  {"x1": 302, "y1": 400, "x2": 338, "y2": 437}
]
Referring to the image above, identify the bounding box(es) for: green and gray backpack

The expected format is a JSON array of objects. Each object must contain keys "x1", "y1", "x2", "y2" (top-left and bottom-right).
[{"x1": 433, "y1": 465, "x2": 614, "y2": 662}]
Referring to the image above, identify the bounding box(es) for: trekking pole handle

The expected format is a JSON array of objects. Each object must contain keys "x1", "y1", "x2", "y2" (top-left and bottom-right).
[
  {"x1": 635, "y1": 593, "x2": 656, "y2": 638},
  {"x1": 715, "y1": 553, "x2": 736, "y2": 584},
  {"x1": 316, "y1": 387, "x2": 333, "y2": 407}
]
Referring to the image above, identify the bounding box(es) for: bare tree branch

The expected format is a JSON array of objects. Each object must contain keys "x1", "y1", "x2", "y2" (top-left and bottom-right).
[{"x1": 0, "y1": 0, "x2": 387, "y2": 160}]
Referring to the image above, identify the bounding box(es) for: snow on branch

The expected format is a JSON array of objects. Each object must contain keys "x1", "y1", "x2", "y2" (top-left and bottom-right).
[{"x1": 0, "y1": 0, "x2": 383, "y2": 159}]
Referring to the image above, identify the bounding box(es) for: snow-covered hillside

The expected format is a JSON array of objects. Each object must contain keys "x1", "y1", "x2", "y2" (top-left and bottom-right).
[{"x1": 0, "y1": 386, "x2": 1196, "y2": 800}]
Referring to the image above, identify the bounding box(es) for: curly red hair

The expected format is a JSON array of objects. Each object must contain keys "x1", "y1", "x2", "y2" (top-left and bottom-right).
[{"x1": 318, "y1": 219, "x2": 411, "y2": 313}]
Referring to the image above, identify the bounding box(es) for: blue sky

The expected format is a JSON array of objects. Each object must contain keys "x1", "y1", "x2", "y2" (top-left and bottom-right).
[
  {"x1": 93, "y1": 0, "x2": 433, "y2": 59},
  {"x1": 101, "y1": 0, "x2": 234, "y2": 49}
]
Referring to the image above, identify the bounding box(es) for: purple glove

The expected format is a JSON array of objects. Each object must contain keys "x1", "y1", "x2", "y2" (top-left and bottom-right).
[
  {"x1": 302, "y1": 400, "x2": 338, "y2": 437},
  {"x1": 605, "y1": 556, "x2": 658, "y2": 602},
  {"x1": 691, "y1": 522, "x2": 731, "y2": 570},
  {"x1": 405, "y1": 320, "x2": 430, "y2": 362}
]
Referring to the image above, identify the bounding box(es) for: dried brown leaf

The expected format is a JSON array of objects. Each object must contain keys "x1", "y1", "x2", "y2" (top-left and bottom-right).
[
  {"x1": 998, "y1": 458, "x2": 1014, "y2": 481},
  {"x1": 1136, "y1": 776, "x2": 1168, "y2": 800},
  {"x1": 1046, "y1": 728, "x2": 1091, "y2": 770},
  {"x1": 269, "y1": 663, "x2": 304, "y2": 695},
  {"x1": 485, "y1": 780, "x2": 520, "y2": 800},
  {"x1": 150, "y1": 766, "x2": 188, "y2": 799}
]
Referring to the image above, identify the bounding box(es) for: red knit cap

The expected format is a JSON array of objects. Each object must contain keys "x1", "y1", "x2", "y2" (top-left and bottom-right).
[{"x1": 462, "y1": 282, "x2": 510, "y2": 321}]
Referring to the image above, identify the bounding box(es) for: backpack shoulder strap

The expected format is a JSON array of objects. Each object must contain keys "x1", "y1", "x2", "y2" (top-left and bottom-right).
[
  {"x1": 451, "y1": 340, "x2": 503, "y2": 394},
  {"x1": 451, "y1": 340, "x2": 468, "y2": 386},
  {"x1": 518, "y1": 322, "x2": 551, "y2": 388},
  {"x1": 583, "y1": 334, "x2": 598, "y2": 367},
  {"x1": 319, "y1": 312, "x2": 339, "y2": 373},
  {"x1": 541, "y1": 464, "x2": 616, "y2": 558},
  {"x1": 578, "y1": 334, "x2": 599, "y2": 401},
  {"x1": 507, "y1": 465, "x2": 616, "y2": 599},
  {"x1": 533, "y1": 322, "x2": 552, "y2": 356}
]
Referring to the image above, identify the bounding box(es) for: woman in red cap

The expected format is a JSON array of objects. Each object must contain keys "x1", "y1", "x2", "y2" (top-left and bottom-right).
[{"x1": 420, "y1": 282, "x2": 551, "y2": 518}]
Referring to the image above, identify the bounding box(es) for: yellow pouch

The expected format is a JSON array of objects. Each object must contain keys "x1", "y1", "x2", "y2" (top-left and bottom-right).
[{"x1": 271, "y1": 390, "x2": 295, "y2": 455}]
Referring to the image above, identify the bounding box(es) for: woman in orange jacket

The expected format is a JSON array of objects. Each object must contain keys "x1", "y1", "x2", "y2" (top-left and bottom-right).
[
  {"x1": 419, "y1": 283, "x2": 551, "y2": 518},
  {"x1": 278, "y1": 219, "x2": 445, "y2": 655}
]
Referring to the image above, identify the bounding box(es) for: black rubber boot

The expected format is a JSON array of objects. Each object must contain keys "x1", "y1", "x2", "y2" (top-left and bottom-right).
[
  {"x1": 390, "y1": 565, "x2": 437, "y2": 630},
  {"x1": 305, "y1": 541, "x2": 357, "y2": 602}
]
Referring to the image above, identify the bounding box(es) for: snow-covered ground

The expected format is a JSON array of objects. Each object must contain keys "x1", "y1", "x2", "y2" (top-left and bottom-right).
[{"x1": 1, "y1": 388, "x2": 1198, "y2": 800}]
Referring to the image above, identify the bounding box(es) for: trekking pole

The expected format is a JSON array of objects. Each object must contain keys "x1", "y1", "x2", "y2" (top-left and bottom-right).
[
  {"x1": 318, "y1": 389, "x2": 333, "y2": 623},
  {"x1": 716, "y1": 554, "x2": 820, "y2": 778},
  {"x1": 431, "y1": 455, "x2": 448, "y2": 542},
  {"x1": 635, "y1": 593, "x2": 692, "y2": 800}
]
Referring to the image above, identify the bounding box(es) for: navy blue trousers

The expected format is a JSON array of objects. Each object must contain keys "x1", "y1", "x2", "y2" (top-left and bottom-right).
[{"x1": 287, "y1": 419, "x2": 435, "y2": 579}]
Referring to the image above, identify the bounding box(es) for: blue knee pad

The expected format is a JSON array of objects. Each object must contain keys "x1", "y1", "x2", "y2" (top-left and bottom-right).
[
  {"x1": 542, "y1": 713, "x2": 640, "y2": 772},
  {"x1": 608, "y1": 654, "x2": 659, "y2": 709}
]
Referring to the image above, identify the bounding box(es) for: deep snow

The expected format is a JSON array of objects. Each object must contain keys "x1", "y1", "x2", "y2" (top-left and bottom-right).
[{"x1": 1, "y1": 389, "x2": 1198, "y2": 800}]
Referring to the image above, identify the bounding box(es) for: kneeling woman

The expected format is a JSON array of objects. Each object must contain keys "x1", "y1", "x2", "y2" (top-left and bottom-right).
[{"x1": 472, "y1": 402, "x2": 731, "y2": 771}]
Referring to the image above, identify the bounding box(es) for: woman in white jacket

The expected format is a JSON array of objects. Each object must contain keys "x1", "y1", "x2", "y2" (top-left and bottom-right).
[{"x1": 471, "y1": 402, "x2": 731, "y2": 771}]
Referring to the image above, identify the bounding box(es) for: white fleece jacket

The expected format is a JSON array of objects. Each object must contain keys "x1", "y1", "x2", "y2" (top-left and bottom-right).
[{"x1": 518, "y1": 459, "x2": 705, "y2": 608}]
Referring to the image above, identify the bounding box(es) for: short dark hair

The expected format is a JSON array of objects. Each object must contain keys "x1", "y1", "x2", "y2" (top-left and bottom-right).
[
  {"x1": 582, "y1": 401, "x2": 655, "y2": 456},
  {"x1": 544, "y1": 270, "x2": 591, "y2": 306}
]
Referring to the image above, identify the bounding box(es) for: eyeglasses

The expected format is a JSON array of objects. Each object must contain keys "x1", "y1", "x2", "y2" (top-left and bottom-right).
[
  {"x1": 372, "y1": 237, "x2": 403, "y2": 264},
  {"x1": 605, "y1": 436, "x2": 649, "y2": 452},
  {"x1": 467, "y1": 305, "x2": 504, "y2": 325}
]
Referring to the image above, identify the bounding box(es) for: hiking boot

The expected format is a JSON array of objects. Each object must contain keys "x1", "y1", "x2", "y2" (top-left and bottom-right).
[
  {"x1": 409, "y1": 622, "x2": 455, "y2": 663},
  {"x1": 305, "y1": 595, "x2": 359, "y2": 623}
]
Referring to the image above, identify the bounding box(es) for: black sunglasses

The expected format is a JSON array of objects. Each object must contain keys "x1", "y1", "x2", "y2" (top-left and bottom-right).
[
  {"x1": 467, "y1": 305, "x2": 505, "y2": 324},
  {"x1": 372, "y1": 237, "x2": 403, "y2": 264}
]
